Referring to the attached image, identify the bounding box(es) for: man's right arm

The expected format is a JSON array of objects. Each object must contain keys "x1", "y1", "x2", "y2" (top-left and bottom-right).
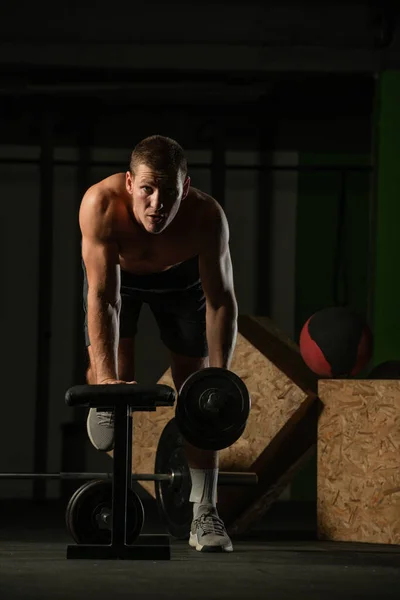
[{"x1": 80, "y1": 189, "x2": 121, "y2": 384}]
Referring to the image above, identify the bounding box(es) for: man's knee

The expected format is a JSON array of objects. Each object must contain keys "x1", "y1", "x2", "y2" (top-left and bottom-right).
[{"x1": 118, "y1": 337, "x2": 135, "y2": 381}]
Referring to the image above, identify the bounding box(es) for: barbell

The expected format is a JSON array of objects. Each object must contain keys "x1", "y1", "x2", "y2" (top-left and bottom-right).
[
  {"x1": 62, "y1": 445, "x2": 258, "y2": 546},
  {"x1": 0, "y1": 419, "x2": 258, "y2": 544},
  {"x1": 0, "y1": 470, "x2": 257, "y2": 486}
]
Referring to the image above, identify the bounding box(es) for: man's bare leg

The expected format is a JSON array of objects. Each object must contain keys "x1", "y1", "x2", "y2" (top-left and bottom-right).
[
  {"x1": 169, "y1": 351, "x2": 217, "y2": 467},
  {"x1": 170, "y1": 351, "x2": 232, "y2": 552}
]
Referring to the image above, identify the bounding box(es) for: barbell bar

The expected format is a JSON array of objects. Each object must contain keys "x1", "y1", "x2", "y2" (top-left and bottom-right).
[{"x1": 0, "y1": 471, "x2": 257, "y2": 486}]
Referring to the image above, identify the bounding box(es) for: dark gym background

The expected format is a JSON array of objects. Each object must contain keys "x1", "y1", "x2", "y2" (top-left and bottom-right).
[
  {"x1": 2, "y1": 2, "x2": 400, "y2": 599},
  {"x1": 0, "y1": 0, "x2": 399, "y2": 532}
]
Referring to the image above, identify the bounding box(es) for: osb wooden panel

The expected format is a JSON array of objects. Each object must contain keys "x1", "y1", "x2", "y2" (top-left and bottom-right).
[
  {"x1": 221, "y1": 396, "x2": 318, "y2": 533},
  {"x1": 227, "y1": 442, "x2": 316, "y2": 535},
  {"x1": 115, "y1": 315, "x2": 315, "y2": 509},
  {"x1": 237, "y1": 315, "x2": 317, "y2": 396},
  {"x1": 318, "y1": 379, "x2": 400, "y2": 545}
]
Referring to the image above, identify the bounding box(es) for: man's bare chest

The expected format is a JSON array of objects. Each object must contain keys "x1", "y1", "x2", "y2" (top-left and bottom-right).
[{"x1": 117, "y1": 227, "x2": 200, "y2": 275}]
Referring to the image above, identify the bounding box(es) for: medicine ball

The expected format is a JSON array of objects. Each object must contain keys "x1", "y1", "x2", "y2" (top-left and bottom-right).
[{"x1": 299, "y1": 306, "x2": 373, "y2": 378}]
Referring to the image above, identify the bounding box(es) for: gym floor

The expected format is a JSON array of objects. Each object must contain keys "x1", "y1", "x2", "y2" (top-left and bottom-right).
[{"x1": 1, "y1": 498, "x2": 399, "y2": 600}]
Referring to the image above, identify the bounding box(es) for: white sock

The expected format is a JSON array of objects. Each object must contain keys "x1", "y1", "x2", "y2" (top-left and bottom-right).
[{"x1": 189, "y1": 468, "x2": 218, "y2": 519}]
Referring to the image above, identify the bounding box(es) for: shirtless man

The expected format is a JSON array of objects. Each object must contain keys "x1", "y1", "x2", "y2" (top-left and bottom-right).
[{"x1": 80, "y1": 135, "x2": 238, "y2": 552}]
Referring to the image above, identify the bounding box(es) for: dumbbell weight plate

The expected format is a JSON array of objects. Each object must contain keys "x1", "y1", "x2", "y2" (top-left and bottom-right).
[
  {"x1": 65, "y1": 480, "x2": 144, "y2": 545},
  {"x1": 155, "y1": 418, "x2": 192, "y2": 540},
  {"x1": 175, "y1": 367, "x2": 251, "y2": 451}
]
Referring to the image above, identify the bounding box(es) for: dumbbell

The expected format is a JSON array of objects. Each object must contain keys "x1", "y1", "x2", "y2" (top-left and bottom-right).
[{"x1": 175, "y1": 367, "x2": 251, "y2": 451}]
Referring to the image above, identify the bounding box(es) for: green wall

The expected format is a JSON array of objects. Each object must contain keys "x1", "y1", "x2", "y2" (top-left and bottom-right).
[
  {"x1": 372, "y1": 71, "x2": 400, "y2": 367},
  {"x1": 294, "y1": 154, "x2": 372, "y2": 341}
]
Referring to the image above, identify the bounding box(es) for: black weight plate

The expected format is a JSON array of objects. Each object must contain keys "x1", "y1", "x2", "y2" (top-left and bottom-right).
[
  {"x1": 65, "y1": 480, "x2": 144, "y2": 545},
  {"x1": 176, "y1": 367, "x2": 250, "y2": 451},
  {"x1": 155, "y1": 418, "x2": 192, "y2": 540}
]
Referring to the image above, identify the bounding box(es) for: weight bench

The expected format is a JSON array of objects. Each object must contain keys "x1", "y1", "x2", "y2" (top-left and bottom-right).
[{"x1": 65, "y1": 383, "x2": 176, "y2": 560}]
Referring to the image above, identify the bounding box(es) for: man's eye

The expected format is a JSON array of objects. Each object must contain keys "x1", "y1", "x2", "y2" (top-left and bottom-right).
[{"x1": 142, "y1": 186, "x2": 152, "y2": 193}]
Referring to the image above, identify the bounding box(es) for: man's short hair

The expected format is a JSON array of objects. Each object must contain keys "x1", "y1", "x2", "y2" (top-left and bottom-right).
[{"x1": 129, "y1": 135, "x2": 187, "y2": 177}]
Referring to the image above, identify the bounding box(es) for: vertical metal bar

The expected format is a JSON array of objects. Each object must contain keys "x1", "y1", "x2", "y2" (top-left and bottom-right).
[
  {"x1": 125, "y1": 411, "x2": 133, "y2": 543},
  {"x1": 111, "y1": 404, "x2": 130, "y2": 548},
  {"x1": 74, "y1": 128, "x2": 92, "y2": 387},
  {"x1": 333, "y1": 170, "x2": 349, "y2": 306},
  {"x1": 211, "y1": 120, "x2": 226, "y2": 207},
  {"x1": 33, "y1": 110, "x2": 54, "y2": 500},
  {"x1": 367, "y1": 77, "x2": 380, "y2": 327},
  {"x1": 256, "y1": 119, "x2": 274, "y2": 316},
  {"x1": 60, "y1": 127, "x2": 93, "y2": 498}
]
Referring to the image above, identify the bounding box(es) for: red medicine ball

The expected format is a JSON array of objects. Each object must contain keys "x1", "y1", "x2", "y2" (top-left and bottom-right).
[{"x1": 299, "y1": 306, "x2": 373, "y2": 378}]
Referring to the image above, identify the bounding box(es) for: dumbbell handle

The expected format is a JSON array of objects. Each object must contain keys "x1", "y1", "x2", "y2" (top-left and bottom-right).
[
  {"x1": 0, "y1": 471, "x2": 258, "y2": 485},
  {"x1": 200, "y1": 389, "x2": 227, "y2": 413}
]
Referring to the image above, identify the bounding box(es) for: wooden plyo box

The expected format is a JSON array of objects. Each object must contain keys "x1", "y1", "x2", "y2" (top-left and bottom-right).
[
  {"x1": 317, "y1": 379, "x2": 400, "y2": 545},
  {"x1": 114, "y1": 315, "x2": 318, "y2": 535}
]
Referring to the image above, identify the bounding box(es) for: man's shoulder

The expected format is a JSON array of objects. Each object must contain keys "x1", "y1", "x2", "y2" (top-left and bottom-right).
[
  {"x1": 187, "y1": 187, "x2": 224, "y2": 220},
  {"x1": 184, "y1": 188, "x2": 228, "y2": 248},
  {"x1": 79, "y1": 174, "x2": 126, "y2": 237},
  {"x1": 81, "y1": 174, "x2": 125, "y2": 215}
]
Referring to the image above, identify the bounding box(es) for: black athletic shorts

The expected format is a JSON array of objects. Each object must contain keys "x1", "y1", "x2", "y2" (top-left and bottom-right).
[{"x1": 82, "y1": 256, "x2": 208, "y2": 358}]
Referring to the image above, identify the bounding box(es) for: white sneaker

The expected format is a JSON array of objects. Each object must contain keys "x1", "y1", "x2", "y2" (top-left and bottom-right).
[
  {"x1": 86, "y1": 408, "x2": 115, "y2": 451},
  {"x1": 189, "y1": 508, "x2": 233, "y2": 552}
]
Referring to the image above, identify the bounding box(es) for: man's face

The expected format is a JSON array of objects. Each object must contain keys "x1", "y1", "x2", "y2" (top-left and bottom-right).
[{"x1": 126, "y1": 163, "x2": 190, "y2": 234}]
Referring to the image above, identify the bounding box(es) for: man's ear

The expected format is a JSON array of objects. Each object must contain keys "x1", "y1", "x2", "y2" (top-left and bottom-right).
[
  {"x1": 182, "y1": 176, "x2": 191, "y2": 200},
  {"x1": 126, "y1": 171, "x2": 134, "y2": 194}
]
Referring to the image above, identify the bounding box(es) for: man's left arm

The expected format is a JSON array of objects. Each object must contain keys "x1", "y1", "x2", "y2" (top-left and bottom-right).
[{"x1": 199, "y1": 205, "x2": 238, "y2": 369}]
